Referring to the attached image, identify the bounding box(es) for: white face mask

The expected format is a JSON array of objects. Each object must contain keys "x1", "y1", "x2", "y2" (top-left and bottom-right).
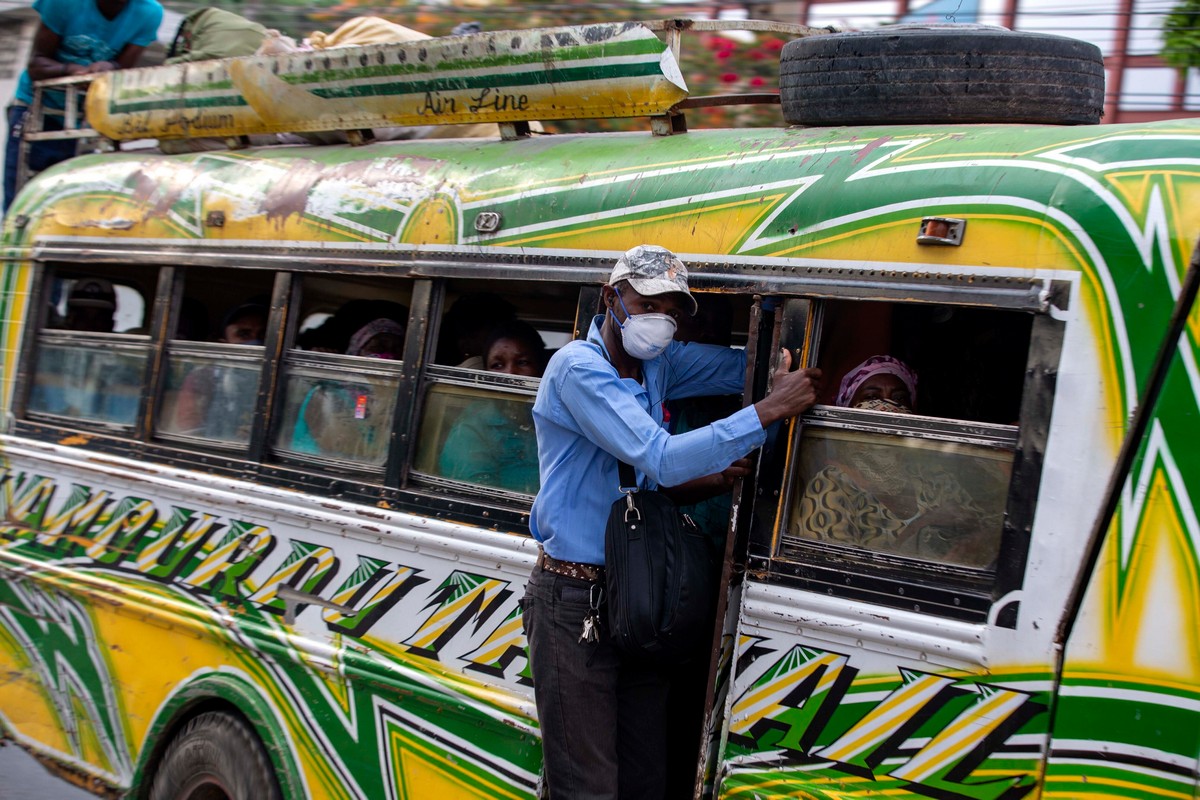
[{"x1": 611, "y1": 293, "x2": 677, "y2": 360}]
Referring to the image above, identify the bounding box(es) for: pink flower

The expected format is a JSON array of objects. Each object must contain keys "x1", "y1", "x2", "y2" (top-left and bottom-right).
[
  {"x1": 720, "y1": 72, "x2": 739, "y2": 84},
  {"x1": 749, "y1": 76, "x2": 765, "y2": 87}
]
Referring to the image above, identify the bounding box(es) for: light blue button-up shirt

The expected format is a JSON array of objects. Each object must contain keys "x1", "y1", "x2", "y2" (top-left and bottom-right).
[{"x1": 529, "y1": 316, "x2": 767, "y2": 565}]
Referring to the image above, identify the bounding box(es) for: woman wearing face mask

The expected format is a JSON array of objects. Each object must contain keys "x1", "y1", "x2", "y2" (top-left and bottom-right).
[
  {"x1": 438, "y1": 320, "x2": 545, "y2": 493},
  {"x1": 290, "y1": 318, "x2": 405, "y2": 458},
  {"x1": 797, "y1": 355, "x2": 997, "y2": 564}
]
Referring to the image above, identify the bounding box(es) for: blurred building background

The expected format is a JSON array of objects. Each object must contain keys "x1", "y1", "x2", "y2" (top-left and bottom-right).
[{"x1": 0, "y1": 0, "x2": 1195, "y2": 127}]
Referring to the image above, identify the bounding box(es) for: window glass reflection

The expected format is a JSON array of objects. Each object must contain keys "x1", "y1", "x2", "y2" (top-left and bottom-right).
[
  {"x1": 28, "y1": 343, "x2": 145, "y2": 425},
  {"x1": 788, "y1": 427, "x2": 1013, "y2": 569},
  {"x1": 414, "y1": 384, "x2": 539, "y2": 495},
  {"x1": 273, "y1": 367, "x2": 399, "y2": 465},
  {"x1": 158, "y1": 352, "x2": 261, "y2": 442}
]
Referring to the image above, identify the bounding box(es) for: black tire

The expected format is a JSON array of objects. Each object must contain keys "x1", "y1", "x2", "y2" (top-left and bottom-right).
[
  {"x1": 149, "y1": 711, "x2": 282, "y2": 800},
  {"x1": 779, "y1": 26, "x2": 1105, "y2": 126}
]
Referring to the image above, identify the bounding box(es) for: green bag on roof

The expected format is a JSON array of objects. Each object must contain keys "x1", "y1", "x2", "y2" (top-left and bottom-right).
[{"x1": 165, "y1": 8, "x2": 268, "y2": 64}]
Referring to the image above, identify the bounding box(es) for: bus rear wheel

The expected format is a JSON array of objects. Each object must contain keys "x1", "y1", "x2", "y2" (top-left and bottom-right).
[
  {"x1": 779, "y1": 26, "x2": 1105, "y2": 126},
  {"x1": 149, "y1": 711, "x2": 282, "y2": 800}
]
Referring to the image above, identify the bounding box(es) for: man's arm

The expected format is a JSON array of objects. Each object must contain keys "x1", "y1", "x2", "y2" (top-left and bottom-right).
[
  {"x1": 27, "y1": 23, "x2": 140, "y2": 79},
  {"x1": 27, "y1": 23, "x2": 83, "y2": 79},
  {"x1": 111, "y1": 43, "x2": 146, "y2": 70}
]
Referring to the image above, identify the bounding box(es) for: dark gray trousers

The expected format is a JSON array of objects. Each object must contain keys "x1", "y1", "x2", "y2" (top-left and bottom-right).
[{"x1": 524, "y1": 566, "x2": 670, "y2": 799}]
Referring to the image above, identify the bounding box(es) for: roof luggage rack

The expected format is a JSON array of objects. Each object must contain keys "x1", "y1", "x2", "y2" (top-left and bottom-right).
[{"x1": 19, "y1": 18, "x2": 829, "y2": 156}]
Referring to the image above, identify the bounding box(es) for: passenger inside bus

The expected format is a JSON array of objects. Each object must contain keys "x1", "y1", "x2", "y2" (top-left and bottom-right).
[
  {"x1": 29, "y1": 274, "x2": 147, "y2": 422},
  {"x1": 435, "y1": 292, "x2": 517, "y2": 368},
  {"x1": 172, "y1": 302, "x2": 268, "y2": 438},
  {"x1": 289, "y1": 317, "x2": 406, "y2": 458},
  {"x1": 437, "y1": 320, "x2": 544, "y2": 493},
  {"x1": 794, "y1": 355, "x2": 1006, "y2": 567},
  {"x1": 296, "y1": 299, "x2": 410, "y2": 353},
  {"x1": 61, "y1": 278, "x2": 117, "y2": 332}
]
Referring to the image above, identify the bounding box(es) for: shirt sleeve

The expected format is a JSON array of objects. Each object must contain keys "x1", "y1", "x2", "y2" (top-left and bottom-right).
[
  {"x1": 33, "y1": 0, "x2": 69, "y2": 36},
  {"x1": 661, "y1": 340, "x2": 748, "y2": 400},
  {"x1": 130, "y1": 3, "x2": 165, "y2": 48},
  {"x1": 555, "y1": 355, "x2": 765, "y2": 488}
]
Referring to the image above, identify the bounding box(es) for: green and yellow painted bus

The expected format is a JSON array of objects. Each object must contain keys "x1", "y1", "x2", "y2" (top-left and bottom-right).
[{"x1": 1, "y1": 19, "x2": 1198, "y2": 800}]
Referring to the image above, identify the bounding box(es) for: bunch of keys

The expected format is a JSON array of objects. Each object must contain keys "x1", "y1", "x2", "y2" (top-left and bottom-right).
[{"x1": 579, "y1": 584, "x2": 604, "y2": 643}]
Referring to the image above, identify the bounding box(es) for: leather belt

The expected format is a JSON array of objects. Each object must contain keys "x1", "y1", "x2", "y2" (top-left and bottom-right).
[{"x1": 537, "y1": 549, "x2": 605, "y2": 583}]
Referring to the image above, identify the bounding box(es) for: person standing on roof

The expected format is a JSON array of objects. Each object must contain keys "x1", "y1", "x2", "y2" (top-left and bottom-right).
[
  {"x1": 524, "y1": 244, "x2": 821, "y2": 798},
  {"x1": 4, "y1": 0, "x2": 164, "y2": 212}
]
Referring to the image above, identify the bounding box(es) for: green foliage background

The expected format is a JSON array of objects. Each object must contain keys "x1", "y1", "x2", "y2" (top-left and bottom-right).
[{"x1": 1162, "y1": 0, "x2": 1200, "y2": 70}]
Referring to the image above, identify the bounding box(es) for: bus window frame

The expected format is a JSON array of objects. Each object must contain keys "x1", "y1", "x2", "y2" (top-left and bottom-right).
[
  {"x1": 269, "y1": 348, "x2": 409, "y2": 475},
  {"x1": 777, "y1": 409, "x2": 1019, "y2": 580},
  {"x1": 407, "y1": 363, "x2": 541, "y2": 503},
  {"x1": 748, "y1": 296, "x2": 1065, "y2": 626}
]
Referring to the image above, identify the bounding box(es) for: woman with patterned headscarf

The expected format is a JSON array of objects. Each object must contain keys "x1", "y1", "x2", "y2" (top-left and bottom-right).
[
  {"x1": 798, "y1": 355, "x2": 998, "y2": 566},
  {"x1": 835, "y1": 354, "x2": 918, "y2": 413}
]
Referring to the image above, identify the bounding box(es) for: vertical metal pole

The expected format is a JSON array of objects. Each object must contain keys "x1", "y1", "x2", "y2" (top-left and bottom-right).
[
  {"x1": 1001, "y1": 0, "x2": 1019, "y2": 29},
  {"x1": 138, "y1": 266, "x2": 178, "y2": 442},
  {"x1": 248, "y1": 272, "x2": 293, "y2": 463},
  {"x1": 1105, "y1": 0, "x2": 1136, "y2": 123}
]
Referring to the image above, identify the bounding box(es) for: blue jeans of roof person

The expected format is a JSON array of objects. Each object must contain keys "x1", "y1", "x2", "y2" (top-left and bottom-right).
[
  {"x1": 4, "y1": 104, "x2": 74, "y2": 212},
  {"x1": 525, "y1": 316, "x2": 764, "y2": 797}
]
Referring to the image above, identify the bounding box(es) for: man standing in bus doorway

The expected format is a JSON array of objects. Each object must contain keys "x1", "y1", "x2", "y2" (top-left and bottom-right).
[
  {"x1": 3, "y1": 0, "x2": 164, "y2": 213},
  {"x1": 525, "y1": 244, "x2": 821, "y2": 798}
]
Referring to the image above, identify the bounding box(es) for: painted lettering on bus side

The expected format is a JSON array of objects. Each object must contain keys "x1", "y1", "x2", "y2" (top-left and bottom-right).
[
  {"x1": 132, "y1": 507, "x2": 223, "y2": 581},
  {"x1": 0, "y1": 471, "x2": 56, "y2": 532},
  {"x1": 180, "y1": 521, "x2": 276, "y2": 599},
  {"x1": 84, "y1": 497, "x2": 159, "y2": 566},
  {"x1": 249, "y1": 539, "x2": 339, "y2": 616},
  {"x1": 420, "y1": 91, "x2": 457, "y2": 116},
  {"x1": 0, "y1": 471, "x2": 531, "y2": 648},
  {"x1": 321, "y1": 556, "x2": 428, "y2": 638},
  {"x1": 467, "y1": 87, "x2": 529, "y2": 114},
  {"x1": 461, "y1": 604, "x2": 532, "y2": 685},
  {"x1": 729, "y1": 644, "x2": 1044, "y2": 800},
  {"x1": 401, "y1": 571, "x2": 512, "y2": 661},
  {"x1": 35, "y1": 485, "x2": 113, "y2": 558}
]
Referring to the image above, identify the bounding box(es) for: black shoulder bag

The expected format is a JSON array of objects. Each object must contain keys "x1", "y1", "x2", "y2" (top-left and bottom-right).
[{"x1": 604, "y1": 461, "x2": 719, "y2": 663}]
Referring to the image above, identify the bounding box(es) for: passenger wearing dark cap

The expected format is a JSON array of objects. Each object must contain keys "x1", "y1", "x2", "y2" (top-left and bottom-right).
[
  {"x1": 64, "y1": 278, "x2": 116, "y2": 332},
  {"x1": 523, "y1": 244, "x2": 822, "y2": 798},
  {"x1": 219, "y1": 303, "x2": 267, "y2": 345}
]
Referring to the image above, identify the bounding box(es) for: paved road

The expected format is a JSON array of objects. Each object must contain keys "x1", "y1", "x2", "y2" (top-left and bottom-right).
[{"x1": 0, "y1": 744, "x2": 96, "y2": 799}]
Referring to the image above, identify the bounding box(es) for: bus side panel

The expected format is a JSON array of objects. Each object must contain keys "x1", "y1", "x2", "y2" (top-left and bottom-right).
[
  {"x1": 0, "y1": 441, "x2": 541, "y2": 799},
  {"x1": 1046, "y1": 357, "x2": 1200, "y2": 796},
  {"x1": 0, "y1": 256, "x2": 32, "y2": 421},
  {"x1": 712, "y1": 126, "x2": 1200, "y2": 799}
]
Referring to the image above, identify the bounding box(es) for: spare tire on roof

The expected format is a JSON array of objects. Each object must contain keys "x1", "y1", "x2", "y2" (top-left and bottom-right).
[{"x1": 779, "y1": 25, "x2": 1105, "y2": 126}]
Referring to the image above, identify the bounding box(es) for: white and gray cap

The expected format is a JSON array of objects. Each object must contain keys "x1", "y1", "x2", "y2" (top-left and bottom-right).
[{"x1": 608, "y1": 245, "x2": 697, "y2": 316}]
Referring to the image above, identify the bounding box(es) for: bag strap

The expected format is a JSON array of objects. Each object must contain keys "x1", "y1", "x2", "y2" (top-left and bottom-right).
[
  {"x1": 617, "y1": 460, "x2": 641, "y2": 522},
  {"x1": 617, "y1": 460, "x2": 638, "y2": 493}
]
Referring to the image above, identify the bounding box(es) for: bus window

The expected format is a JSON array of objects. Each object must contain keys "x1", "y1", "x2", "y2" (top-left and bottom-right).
[
  {"x1": 814, "y1": 300, "x2": 1032, "y2": 424},
  {"x1": 413, "y1": 383, "x2": 538, "y2": 494},
  {"x1": 786, "y1": 423, "x2": 1015, "y2": 571},
  {"x1": 775, "y1": 299, "x2": 1042, "y2": 615},
  {"x1": 26, "y1": 266, "x2": 157, "y2": 427},
  {"x1": 156, "y1": 267, "x2": 275, "y2": 445},
  {"x1": 433, "y1": 279, "x2": 577, "y2": 371},
  {"x1": 270, "y1": 275, "x2": 412, "y2": 469},
  {"x1": 413, "y1": 279, "x2": 577, "y2": 497}
]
